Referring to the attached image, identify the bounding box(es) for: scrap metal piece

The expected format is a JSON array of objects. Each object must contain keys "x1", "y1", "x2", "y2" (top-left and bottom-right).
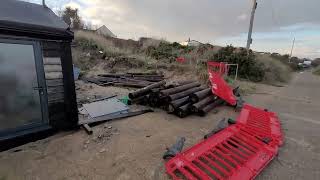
[
  {"x1": 78, "y1": 109, "x2": 154, "y2": 125},
  {"x1": 163, "y1": 137, "x2": 186, "y2": 160},
  {"x1": 203, "y1": 118, "x2": 228, "y2": 139},
  {"x1": 82, "y1": 98, "x2": 129, "y2": 118},
  {"x1": 207, "y1": 61, "x2": 237, "y2": 106}
]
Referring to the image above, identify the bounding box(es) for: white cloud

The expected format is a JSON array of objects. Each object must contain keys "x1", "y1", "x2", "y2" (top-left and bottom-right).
[
  {"x1": 237, "y1": 14, "x2": 248, "y2": 21},
  {"x1": 24, "y1": 0, "x2": 320, "y2": 58},
  {"x1": 63, "y1": 1, "x2": 81, "y2": 9}
]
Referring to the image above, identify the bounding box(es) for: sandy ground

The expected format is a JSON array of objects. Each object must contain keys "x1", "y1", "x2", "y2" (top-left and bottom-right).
[{"x1": 0, "y1": 71, "x2": 319, "y2": 180}]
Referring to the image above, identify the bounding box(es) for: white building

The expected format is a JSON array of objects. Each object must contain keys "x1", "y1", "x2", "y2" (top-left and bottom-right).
[
  {"x1": 96, "y1": 25, "x2": 116, "y2": 38},
  {"x1": 179, "y1": 38, "x2": 202, "y2": 47}
]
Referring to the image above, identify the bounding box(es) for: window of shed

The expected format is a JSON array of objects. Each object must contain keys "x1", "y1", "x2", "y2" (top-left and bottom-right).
[{"x1": 0, "y1": 42, "x2": 45, "y2": 135}]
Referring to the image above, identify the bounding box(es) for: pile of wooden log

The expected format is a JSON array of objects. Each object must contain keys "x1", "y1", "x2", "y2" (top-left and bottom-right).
[
  {"x1": 128, "y1": 81, "x2": 225, "y2": 118},
  {"x1": 82, "y1": 72, "x2": 164, "y2": 88}
]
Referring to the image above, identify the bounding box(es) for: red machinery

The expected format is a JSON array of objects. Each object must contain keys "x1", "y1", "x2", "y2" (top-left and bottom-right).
[
  {"x1": 207, "y1": 62, "x2": 237, "y2": 106},
  {"x1": 165, "y1": 104, "x2": 283, "y2": 180}
]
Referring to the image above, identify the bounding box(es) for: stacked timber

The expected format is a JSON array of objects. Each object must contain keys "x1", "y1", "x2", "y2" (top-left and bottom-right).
[
  {"x1": 82, "y1": 72, "x2": 165, "y2": 88},
  {"x1": 129, "y1": 81, "x2": 224, "y2": 118}
]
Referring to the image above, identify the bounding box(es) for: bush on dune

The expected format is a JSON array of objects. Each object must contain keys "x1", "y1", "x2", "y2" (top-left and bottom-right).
[
  {"x1": 213, "y1": 46, "x2": 265, "y2": 82},
  {"x1": 313, "y1": 67, "x2": 320, "y2": 76},
  {"x1": 256, "y1": 54, "x2": 292, "y2": 83}
]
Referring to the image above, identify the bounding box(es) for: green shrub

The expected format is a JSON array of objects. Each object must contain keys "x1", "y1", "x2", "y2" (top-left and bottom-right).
[
  {"x1": 213, "y1": 45, "x2": 265, "y2": 82},
  {"x1": 256, "y1": 54, "x2": 292, "y2": 83},
  {"x1": 145, "y1": 41, "x2": 181, "y2": 60}
]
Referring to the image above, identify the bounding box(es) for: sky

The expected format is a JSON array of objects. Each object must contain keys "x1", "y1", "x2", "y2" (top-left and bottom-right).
[{"x1": 24, "y1": 0, "x2": 320, "y2": 59}]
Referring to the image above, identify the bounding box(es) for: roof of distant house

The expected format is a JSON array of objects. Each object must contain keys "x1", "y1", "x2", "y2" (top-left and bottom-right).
[{"x1": 96, "y1": 25, "x2": 116, "y2": 37}]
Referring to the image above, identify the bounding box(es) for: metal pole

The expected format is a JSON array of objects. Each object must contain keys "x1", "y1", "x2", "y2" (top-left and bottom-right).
[
  {"x1": 289, "y1": 37, "x2": 295, "y2": 61},
  {"x1": 246, "y1": 0, "x2": 258, "y2": 51}
]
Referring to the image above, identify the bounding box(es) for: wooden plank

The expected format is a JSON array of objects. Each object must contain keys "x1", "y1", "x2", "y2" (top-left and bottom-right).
[
  {"x1": 43, "y1": 50, "x2": 61, "y2": 58},
  {"x1": 48, "y1": 103, "x2": 65, "y2": 116},
  {"x1": 43, "y1": 57, "x2": 61, "y2": 65},
  {"x1": 60, "y1": 42, "x2": 79, "y2": 127},
  {"x1": 46, "y1": 79, "x2": 63, "y2": 87},
  {"x1": 48, "y1": 99, "x2": 64, "y2": 104},
  {"x1": 42, "y1": 41, "x2": 61, "y2": 50},
  {"x1": 48, "y1": 112, "x2": 66, "y2": 129},
  {"x1": 82, "y1": 124, "x2": 93, "y2": 135},
  {"x1": 47, "y1": 86, "x2": 64, "y2": 94},
  {"x1": 44, "y1": 65, "x2": 62, "y2": 72},
  {"x1": 45, "y1": 72, "x2": 63, "y2": 79},
  {"x1": 48, "y1": 92, "x2": 64, "y2": 102}
]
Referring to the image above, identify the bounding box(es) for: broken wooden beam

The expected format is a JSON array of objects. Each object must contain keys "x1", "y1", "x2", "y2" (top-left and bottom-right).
[
  {"x1": 167, "y1": 87, "x2": 203, "y2": 102},
  {"x1": 177, "y1": 103, "x2": 192, "y2": 118},
  {"x1": 189, "y1": 88, "x2": 212, "y2": 103},
  {"x1": 198, "y1": 98, "x2": 225, "y2": 116},
  {"x1": 160, "y1": 82, "x2": 200, "y2": 96},
  {"x1": 128, "y1": 80, "x2": 166, "y2": 99},
  {"x1": 191, "y1": 95, "x2": 216, "y2": 113},
  {"x1": 82, "y1": 124, "x2": 93, "y2": 135},
  {"x1": 168, "y1": 97, "x2": 189, "y2": 113}
]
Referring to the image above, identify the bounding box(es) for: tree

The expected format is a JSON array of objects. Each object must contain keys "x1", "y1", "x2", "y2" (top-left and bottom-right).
[{"x1": 61, "y1": 7, "x2": 84, "y2": 29}]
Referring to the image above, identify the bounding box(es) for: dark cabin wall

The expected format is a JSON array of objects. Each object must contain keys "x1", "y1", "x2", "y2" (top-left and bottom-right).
[{"x1": 41, "y1": 41, "x2": 78, "y2": 129}]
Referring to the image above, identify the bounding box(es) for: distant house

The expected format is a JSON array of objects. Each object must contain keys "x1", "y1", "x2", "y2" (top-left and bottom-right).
[
  {"x1": 179, "y1": 38, "x2": 203, "y2": 47},
  {"x1": 96, "y1": 25, "x2": 116, "y2": 38}
]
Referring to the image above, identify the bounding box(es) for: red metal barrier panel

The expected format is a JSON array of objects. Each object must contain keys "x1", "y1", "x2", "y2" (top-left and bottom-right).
[
  {"x1": 207, "y1": 62, "x2": 237, "y2": 106},
  {"x1": 165, "y1": 104, "x2": 283, "y2": 180},
  {"x1": 235, "y1": 104, "x2": 283, "y2": 146}
]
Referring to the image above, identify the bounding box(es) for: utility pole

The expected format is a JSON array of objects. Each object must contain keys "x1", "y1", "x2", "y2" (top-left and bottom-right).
[
  {"x1": 289, "y1": 37, "x2": 295, "y2": 58},
  {"x1": 246, "y1": 0, "x2": 258, "y2": 51},
  {"x1": 288, "y1": 37, "x2": 295, "y2": 63}
]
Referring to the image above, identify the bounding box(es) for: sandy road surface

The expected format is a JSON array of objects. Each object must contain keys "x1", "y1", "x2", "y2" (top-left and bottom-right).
[{"x1": 246, "y1": 71, "x2": 320, "y2": 180}]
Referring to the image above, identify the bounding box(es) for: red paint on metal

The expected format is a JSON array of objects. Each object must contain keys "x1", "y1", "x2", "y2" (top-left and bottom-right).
[
  {"x1": 207, "y1": 61, "x2": 237, "y2": 106},
  {"x1": 176, "y1": 57, "x2": 186, "y2": 63},
  {"x1": 165, "y1": 104, "x2": 283, "y2": 180}
]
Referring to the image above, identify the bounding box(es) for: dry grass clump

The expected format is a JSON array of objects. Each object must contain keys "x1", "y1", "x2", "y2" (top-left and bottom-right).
[
  {"x1": 139, "y1": 37, "x2": 164, "y2": 49},
  {"x1": 74, "y1": 30, "x2": 130, "y2": 57},
  {"x1": 256, "y1": 54, "x2": 292, "y2": 83},
  {"x1": 313, "y1": 67, "x2": 320, "y2": 76}
]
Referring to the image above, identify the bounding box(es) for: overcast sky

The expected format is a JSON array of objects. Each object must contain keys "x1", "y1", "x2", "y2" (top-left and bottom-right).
[{"x1": 25, "y1": 0, "x2": 320, "y2": 59}]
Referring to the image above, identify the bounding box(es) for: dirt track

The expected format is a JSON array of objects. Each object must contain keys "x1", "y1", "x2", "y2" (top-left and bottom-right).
[
  {"x1": 250, "y1": 71, "x2": 320, "y2": 179},
  {"x1": 0, "y1": 71, "x2": 319, "y2": 180}
]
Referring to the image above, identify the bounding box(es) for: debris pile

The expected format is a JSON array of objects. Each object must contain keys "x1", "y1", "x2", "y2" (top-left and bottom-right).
[
  {"x1": 128, "y1": 81, "x2": 227, "y2": 118},
  {"x1": 83, "y1": 72, "x2": 165, "y2": 88}
]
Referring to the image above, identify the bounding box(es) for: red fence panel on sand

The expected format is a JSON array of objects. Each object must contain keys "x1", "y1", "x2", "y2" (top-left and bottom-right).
[{"x1": 165, "y1": 104, "x2": 283, "y2": 180}]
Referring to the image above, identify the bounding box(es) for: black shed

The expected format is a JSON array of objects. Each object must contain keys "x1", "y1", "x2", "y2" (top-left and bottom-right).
[{"x1": 0, "y1": 0, "x2": 78, "y2": 148}]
